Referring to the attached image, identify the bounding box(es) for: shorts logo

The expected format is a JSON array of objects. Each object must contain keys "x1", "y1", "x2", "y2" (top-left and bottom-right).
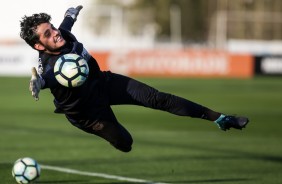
[{"x1": 92, "y1": 122, "x2": 104, "y2": 131}]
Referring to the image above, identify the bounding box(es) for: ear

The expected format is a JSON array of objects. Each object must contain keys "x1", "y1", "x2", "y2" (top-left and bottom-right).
[{"x1": 34, "y1": 43, "x2": 45, "y2": 51}]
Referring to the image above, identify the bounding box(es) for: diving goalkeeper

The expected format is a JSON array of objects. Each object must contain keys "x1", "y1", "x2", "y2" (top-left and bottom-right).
[{"x1": 20, "y1": 5, "x2": 249, "y2": 152}]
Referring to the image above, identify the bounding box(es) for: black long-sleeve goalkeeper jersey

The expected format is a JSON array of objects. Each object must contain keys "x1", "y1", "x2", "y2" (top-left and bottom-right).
[{"x1": 38, "y1": 16, "x2": 106, "y2": 117}]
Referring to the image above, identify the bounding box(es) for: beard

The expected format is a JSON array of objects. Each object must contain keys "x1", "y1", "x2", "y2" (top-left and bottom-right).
[{"x1": 44, "y1": 41, "x2": 66, "y2": 53}]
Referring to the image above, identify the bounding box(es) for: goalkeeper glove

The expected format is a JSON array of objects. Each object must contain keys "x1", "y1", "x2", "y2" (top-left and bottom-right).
[
  {"x1": 64, "y1": 5, "x2": 83, "y2": 22},
  {"x1": 29, "y1": 67, "x2": 45, "y2": 101}
]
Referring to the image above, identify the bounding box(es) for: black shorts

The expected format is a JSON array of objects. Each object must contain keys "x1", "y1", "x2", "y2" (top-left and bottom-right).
[{"x1": 66, "y1": 72, "x2": 207, "y2": 152}]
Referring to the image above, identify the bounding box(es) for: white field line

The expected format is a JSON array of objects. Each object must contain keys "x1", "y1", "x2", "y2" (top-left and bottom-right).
[{"x1": 41, "y1": 164, "x2": 170, "y2": 184}]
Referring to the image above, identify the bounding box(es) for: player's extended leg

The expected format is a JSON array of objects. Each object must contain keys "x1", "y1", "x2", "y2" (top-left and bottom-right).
[
  {"x1": 65, "y1": 108, "x2": 133, "y2": 152},
  {"x1": 106, "y1": 72, "x2": 219, "y2": 120},
  {"x1": 105, "y1": 72, "x2": 249, "y2": 130}
]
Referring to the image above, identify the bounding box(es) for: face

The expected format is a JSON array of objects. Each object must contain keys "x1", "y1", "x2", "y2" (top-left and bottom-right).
[{"x1": 34, "y1": 23, "x2": 66, "y2": 54}]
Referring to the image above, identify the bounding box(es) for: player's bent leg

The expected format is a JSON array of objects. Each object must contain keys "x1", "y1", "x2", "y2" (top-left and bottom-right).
[
  {"x1": 65, "y1": 111, "x2": 133, "y2": 152},
  {"x1": 88, "y1": 120, "x2": 133, "y2": 152}
]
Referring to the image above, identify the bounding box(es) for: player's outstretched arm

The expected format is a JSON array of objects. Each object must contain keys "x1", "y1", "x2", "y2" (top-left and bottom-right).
[
  {"x1": 29, "y1": 67, "x2": 45, "y2": 101},
  {"x1": 64, "y1": 5, "x2": 83, "y2": 22}
]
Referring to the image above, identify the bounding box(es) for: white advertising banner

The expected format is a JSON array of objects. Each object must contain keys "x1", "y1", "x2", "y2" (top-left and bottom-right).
[{"x1": 0, "y1": 45, "x2": 38, "y2": 76}]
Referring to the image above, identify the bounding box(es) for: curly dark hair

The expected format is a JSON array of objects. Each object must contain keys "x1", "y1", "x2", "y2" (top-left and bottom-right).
[{"x1": 20, "y1": 13, "x2": 51, "y2": 49}]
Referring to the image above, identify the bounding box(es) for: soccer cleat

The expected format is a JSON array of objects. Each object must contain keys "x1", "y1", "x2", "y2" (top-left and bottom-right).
[{"x1": 215, "y1": 115, "x2": 249, "y2": 131}]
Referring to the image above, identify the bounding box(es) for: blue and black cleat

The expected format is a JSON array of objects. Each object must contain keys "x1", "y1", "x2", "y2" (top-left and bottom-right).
[{"x1": 215, "y1": 115, "x2": 249, "y2": 131}]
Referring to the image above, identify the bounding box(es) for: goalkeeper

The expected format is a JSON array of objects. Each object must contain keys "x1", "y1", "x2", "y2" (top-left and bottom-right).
[{"x1": 20, "y1": 6, "x2": 249, "y2": 152}]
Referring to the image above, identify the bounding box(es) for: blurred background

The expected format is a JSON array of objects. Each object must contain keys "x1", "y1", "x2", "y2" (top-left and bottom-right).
[
  {"x1": 1, "y1": 0, "x2": 282, "y2": 183},
  {"x1": 0, "y1": 0, "x2": 281, "y2": 77}
]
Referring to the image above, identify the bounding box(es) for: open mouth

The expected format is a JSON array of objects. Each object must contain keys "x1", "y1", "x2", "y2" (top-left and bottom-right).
[{"x1": 55, "y1": 35, "x2": 64, "y2": 43}]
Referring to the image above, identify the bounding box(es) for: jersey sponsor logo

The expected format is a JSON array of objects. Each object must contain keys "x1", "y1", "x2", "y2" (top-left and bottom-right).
[
  {"x1": 81, "y1": 47, "x2": 91, "y2": 62},
  {"x1": 38, "y1": 58, "x2": 44, "y2": 75}
]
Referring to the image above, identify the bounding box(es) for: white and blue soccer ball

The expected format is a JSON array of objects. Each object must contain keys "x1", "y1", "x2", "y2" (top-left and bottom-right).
[
  {"x1": 54, "y1": 53, "x2": 89, "y2": 88},
  {"x1": 12, "y1": 157, "x2": 41, "y2": 184}
]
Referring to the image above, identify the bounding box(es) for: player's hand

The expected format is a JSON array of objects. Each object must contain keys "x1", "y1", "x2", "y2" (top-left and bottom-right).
[
  {"x1": 29, "y1": 67, "x2": 43, "y2": 101},
  {"x1": 64, "y1": 5, "x2": 83, "y2": 22}
]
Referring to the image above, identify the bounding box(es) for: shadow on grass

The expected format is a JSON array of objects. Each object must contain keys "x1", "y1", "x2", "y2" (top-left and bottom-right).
[
  {"x1": 38, "y1": 180, "x2": 87, "y2": 184},
  {"x1": 5, "y1": 122, "x2": 282, "y2": 165},
  {"x1": 138, "y1": 139, "x2": 282, "y2": 165},
  {"x1": 38, "y1": 181, "x2": 157, "y2": 184},
  {"x1": 168, "y1": 178, "x2": 252, "y2": 183},
  {"x1": 37, "y1": 178, "x2": 251, "y2": 184}
]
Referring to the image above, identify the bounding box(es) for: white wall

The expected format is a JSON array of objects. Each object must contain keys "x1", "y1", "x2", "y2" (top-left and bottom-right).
[
  {"x1": 0, "y1": 0, "x2": 93, "y2": 76},
  {"x1": 0, "y1": 0, "x2": 91, "y2": 42},
  {"x1": 228, "y1": 39, "x2": 282, "y2": 55},
  {"x1": 0, "y1": 45, "x2": 36, "y2": 76}
]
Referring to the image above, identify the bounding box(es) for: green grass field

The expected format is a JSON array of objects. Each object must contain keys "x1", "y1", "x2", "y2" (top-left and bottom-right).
[{"x1": 0, "y1": 76, "x2": 282, "y2": 184}]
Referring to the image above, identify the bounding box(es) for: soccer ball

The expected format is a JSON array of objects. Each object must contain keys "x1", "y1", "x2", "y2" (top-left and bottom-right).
[
  {"x1": 54, "y1": 53, "x2": 89, "y2": 87},
  {"x1": 12, "y1": 157, "x2": 41, "y2": 184}
]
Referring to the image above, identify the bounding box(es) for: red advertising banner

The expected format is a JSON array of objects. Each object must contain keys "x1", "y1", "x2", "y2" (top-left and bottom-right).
[{"x1": 91, "y1": 49, "x2": 254, "y2": 78}]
